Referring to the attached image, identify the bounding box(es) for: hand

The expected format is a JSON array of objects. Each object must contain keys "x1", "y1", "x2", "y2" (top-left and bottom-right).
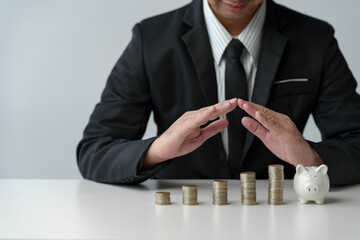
[
  {"x1": 142, "y1": 98, "x2": 238, "y2": 170},
  {"x1": 238, "y1": 99, "x2": 323, "y2": 167}
]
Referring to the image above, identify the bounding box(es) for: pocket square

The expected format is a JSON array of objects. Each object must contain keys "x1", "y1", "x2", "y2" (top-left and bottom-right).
[{"x1": 274, "y1": 78, "x2": 309, "y2": 84}]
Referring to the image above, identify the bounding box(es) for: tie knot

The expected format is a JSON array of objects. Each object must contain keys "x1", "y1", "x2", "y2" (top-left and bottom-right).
[{"x1": 226, "y1": 39, "x2": 245, "y2": 58}]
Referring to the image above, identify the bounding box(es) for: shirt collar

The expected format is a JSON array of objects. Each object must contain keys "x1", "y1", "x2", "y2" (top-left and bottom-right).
[{"x1": 203, "y1": 0, "x2": 267, "y2": 66}]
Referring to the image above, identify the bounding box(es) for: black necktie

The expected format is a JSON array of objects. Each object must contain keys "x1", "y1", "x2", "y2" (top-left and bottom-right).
[{"x1": 225, "y1": 39, "x2": 248, "y2": 177}]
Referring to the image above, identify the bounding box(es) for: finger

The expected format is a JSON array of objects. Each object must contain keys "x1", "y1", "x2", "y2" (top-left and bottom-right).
[
  {"x1": 197, "y1": 98, "x2": 235, "y2": 114},
  {"x1": 237, "y1": 98, "x2": 246, "y2": 109},
  {"x1": 201, "y1": 118, "x2": 228, "y2": 142},
  {"x1": 241, "y1": 116, "x2": 268, "y2": 140},
  {"x1": 240, "y1": 100, "x2": 280, "y2": 132},
  {"x1": 179, "y1": 99, "x2": 236, "y2": 137},
  {"x1": 210, "y1": 98, "x2": 237, "y2": 110},
  {"x1": 209, "y1": 98, "x2": 238, "y2": 120},
  {"x1": 239, "y1": 99, "x2": 270, "y2": 117},
  {"x1": 238, "y1": 99, "x2": 258, "y2": 118},
  {"x1": 254, "y1": 110, "x2": 279, "y2": 133},
  {"x1": 238, "y1": 99, "x2": 270, "y2": 116},
  {"x1": 193, "y1": 98, "x2": 237, "y2": 126}
]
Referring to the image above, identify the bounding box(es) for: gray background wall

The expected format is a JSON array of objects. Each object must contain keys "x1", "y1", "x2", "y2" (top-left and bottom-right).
[{"x1": 1, "y1": 0, "x2": 359, "y2": 179}]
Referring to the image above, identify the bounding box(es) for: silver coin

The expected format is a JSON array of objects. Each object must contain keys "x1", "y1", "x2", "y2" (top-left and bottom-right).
[{"x1": 155, "y1": 192, "x2": 171, "y2": 205}]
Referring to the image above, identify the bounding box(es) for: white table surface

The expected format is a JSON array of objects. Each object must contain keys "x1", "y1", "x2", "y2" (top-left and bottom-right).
[{"x1": 1, "y1": 179, "x2": 359, "y2": 240}]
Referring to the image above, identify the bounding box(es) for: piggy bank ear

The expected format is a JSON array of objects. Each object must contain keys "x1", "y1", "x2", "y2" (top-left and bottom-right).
[
  {"x1": 296, "y1": 164, "x2": 307, "y2": 174},
  {"x1": 316, "y1": 164, "x2": 328, "y2": 174}
]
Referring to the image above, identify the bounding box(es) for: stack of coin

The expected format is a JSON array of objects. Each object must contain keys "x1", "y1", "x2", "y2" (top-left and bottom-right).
[
  {"x1": 155, "y1": 192, "x2": 171, "y2": 205},
  {"x1": 212, "y1": 180, "x2": 228, "y2": 205},
  {"x1": 268, "y1": 165, "x2": 284, "y2": 205},
  {"x1": 182, "y1": 185, "x2": 198, "y2": 205},
  {"x1": 240, "y1": 172, "x2": 256, "y2": 205}
]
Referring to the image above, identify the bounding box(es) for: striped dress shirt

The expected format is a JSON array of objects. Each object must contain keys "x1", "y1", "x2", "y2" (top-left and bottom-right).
[{"x1": 203, "y1": 0, "x2": 267, "y2": 156}]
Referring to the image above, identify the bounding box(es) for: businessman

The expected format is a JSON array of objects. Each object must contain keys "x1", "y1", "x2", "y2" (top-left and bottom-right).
[{"x1": 77, "y1": 0, "x2": 360, "y2": 185}]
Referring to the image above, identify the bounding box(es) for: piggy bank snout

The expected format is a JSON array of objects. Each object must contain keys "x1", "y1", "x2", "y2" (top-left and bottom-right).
[{"x1": 304, "y1": 183, "x2": 319, "y2": 193}]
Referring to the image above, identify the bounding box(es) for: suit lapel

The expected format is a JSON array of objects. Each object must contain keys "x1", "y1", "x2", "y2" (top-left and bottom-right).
[
  {"x1": 181, "y1": 0, "x2": 218, "y2": 107},
  {"x1": 251, "y1": 28, "x2": 287, "y2": 106},
  {"x1": 236, "y1": 0, "x2": 288, "y2": 176},
  {"x1": 181, "y1": 0, "x2": 232, "y2": 178}
]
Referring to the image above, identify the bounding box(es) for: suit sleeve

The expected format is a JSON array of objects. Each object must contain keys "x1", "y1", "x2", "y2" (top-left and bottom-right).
[
  {"x1": 76, "y1": 23, "x2": 170, "y2": 184},
  {"x1": 309, "y1": 24, "x2": 360, "y2": 185}
]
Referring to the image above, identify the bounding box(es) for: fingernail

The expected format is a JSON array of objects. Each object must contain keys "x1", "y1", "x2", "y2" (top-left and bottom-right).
[{"x1": 230, "y1": 98, "x2": 236, "y2": 103}]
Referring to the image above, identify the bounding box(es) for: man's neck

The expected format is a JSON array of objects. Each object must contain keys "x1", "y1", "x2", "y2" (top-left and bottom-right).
[{"x1": 209, "y1": 4, "x2": 261, "y2": 36}]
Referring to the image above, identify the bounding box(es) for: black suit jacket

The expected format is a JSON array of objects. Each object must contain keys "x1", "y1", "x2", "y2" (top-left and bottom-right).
[{"x1": 77, "y1": 0, "x2": 360, "y2": 185}]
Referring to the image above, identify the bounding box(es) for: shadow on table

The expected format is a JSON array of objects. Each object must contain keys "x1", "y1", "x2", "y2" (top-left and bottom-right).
[
  {"x1": 76, "y1": 179, "x2": 202, "y2": 194},
  {"x1": 107, "y1": 179, "x2": 190, "y2": 191},
  {"x1": 330, "y1": 182, "x2": 360, "y2": 192},
  {"x1": 324, "y1": 197, "x2": 343, "y2": 204},
  {"x1": 153, "y1": 180, "x2": 187, "y2": 189}
]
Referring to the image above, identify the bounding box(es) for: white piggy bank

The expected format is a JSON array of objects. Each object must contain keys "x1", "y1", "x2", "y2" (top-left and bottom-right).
[{"x1": 293, "y1": 164, "x2": 330, "y2": 204}]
